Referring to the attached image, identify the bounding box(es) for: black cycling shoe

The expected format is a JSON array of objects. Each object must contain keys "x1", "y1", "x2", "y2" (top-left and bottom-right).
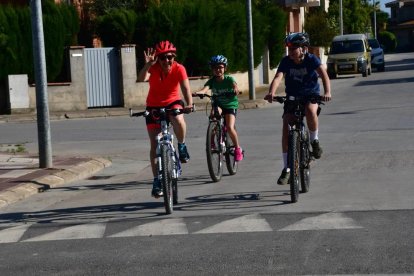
[
  {"x1": 277, "y1": 168, "x2": 290, "y2": 185},
  {"x1": 311, "y1": 139, "x2": 323, "y2": 159},
  {"x1": 151, "y1": 178, "x2": 163, "y2": 198}
]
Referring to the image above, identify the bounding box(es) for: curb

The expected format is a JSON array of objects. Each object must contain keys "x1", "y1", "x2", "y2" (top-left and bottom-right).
[{"x1": 0, "y1": 157, "x2": 112, "y2": 209}]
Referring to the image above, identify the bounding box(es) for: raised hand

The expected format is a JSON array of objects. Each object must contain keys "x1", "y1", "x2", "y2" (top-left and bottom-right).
[{"x1": 144, "y1": 48, "x2": 157, "y2": 65}]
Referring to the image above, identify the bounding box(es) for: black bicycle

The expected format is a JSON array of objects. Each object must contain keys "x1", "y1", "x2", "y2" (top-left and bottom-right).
[
  {"x1": 130, "y1": 107, "x2": 191, "y2": 214},
  {"x1": 193, "y1": 93, "x2": 239, "y2": 182},
  {"x1": 274, "y1": 95, "x2": 323, "y2": 203}
]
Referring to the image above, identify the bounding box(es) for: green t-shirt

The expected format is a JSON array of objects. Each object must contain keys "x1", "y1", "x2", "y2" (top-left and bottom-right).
[{"x1": 204, "y1": 75, "x2": 239, "y2": 109}]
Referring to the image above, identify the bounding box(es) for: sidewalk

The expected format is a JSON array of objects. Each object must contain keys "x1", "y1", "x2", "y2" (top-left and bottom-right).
[
  {"x1": 0, "y1": 84, "x2": 282, "y2": 208},
  {"x1": 0, "y1": 153, "x2": 111, "y2": 209}
]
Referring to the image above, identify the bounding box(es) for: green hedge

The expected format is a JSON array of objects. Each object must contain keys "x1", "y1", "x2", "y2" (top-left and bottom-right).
[
  {"x1": 378, "y1": 31, "x2": 397, "y2": 53},
  {"x1": 95, "y1": 0, "x2": 287, "y2": 76},
  {"x1": 2, "y1": 0, "x2": 286, "y2": 81},
  {"x1": 0, "y1": 0, "x2": 79, "y2": 82}
]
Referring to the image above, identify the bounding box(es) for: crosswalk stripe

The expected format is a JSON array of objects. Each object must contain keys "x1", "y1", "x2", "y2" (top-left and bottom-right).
[
  {"x1": 0, "y1": 213, "x2": 366, "y2": 243},
  {"x1": 0, "y1": 224, "x2": 31, "y2": 243},
  {"x1": 278, "y1": 212, "x2": 363, "y2": 231},
  {"x1": 22, "y1": 223, "x2": 106, "y2": 242},
  {"x1": 194, "y1": 214, "x2": 272, "y2": 234},
  {"x1": 109, "y1": 218, "x2": 188, "y2": 237}
]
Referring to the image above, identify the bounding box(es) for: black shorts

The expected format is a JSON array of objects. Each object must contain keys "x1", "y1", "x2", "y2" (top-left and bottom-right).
[
  {"x1": 145, "y1": 100, "x2": 184, "y2": 130},
  {"x1": 282, "y1": 99, "x2": 321, "y2": 116},
  {"x1": 221, "y1": 108, "x2": 238, "y2": 116}
]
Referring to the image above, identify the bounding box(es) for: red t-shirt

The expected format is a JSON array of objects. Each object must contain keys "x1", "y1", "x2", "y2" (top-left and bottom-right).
[{"x1": 146, "y1": 62, "x2": 188, "y2": 106}]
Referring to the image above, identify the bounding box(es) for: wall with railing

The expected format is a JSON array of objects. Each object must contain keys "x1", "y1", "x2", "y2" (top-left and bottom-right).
[{"x1": 4, "y1": 45, "x2": 270, "y2": 114}]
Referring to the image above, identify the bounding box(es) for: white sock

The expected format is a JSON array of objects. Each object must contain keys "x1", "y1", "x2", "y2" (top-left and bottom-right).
[
  {"x1": 283, "y1": 152, "x2": 288, "y2": 169},
  {"x1": 310, "y1": 130, "x2": 319, "y2": 142}
]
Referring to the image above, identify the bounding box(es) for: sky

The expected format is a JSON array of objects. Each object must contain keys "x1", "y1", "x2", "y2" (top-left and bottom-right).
[{"x1": 380, "y1": 0, "x2": 392, "y2": 13}]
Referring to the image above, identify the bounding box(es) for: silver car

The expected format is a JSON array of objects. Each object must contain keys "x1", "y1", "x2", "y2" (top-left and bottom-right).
[{"x1": 368, "y1": 38, "x2": 385, "y2": 72}]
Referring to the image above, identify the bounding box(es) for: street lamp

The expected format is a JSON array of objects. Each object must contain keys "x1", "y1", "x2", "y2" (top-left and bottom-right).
[
  {"x1": 373, "y1": 0, "x2": 377, "y2": 38},
  {"x1": 340, "y1": 0, "x2": 343, "y2": 35}
]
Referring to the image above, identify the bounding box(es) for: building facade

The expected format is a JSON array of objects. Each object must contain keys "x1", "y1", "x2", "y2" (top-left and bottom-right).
[{"x1": 386, "y1": 0, "x2": 414, "y2": 52}]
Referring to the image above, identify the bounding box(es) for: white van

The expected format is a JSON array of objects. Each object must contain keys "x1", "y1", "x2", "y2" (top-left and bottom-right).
[{"x1": 327, "y1": 34, "x2": 372, "y2": 78}]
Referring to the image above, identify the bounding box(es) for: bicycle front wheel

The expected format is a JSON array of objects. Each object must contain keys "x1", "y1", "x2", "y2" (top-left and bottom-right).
[
  {"x1": 172, "y1": 178, "x2": 178, "y2": 205},
  {"x1": 225, "y1": 130, "x2": 238, "y2": 175},
  {"x1": 288, "y1": 131, "x2": 300, "y2": 203},
  {"x1": 300, "y1": 129, "x2": 311, "y2": 193},
  {"x1": 206, "y1": 121, "x2": 223, "y2": 182},
  {"x1": 160, "y1": 144, "x2": 174, "y2": 214}
]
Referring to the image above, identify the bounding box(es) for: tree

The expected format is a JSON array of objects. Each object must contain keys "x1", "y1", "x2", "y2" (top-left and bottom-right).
[
  {"x1": 0, "y1": 1, "x2": 80, "y2": 82},
  {"x1": 305, "y1": 7, "x2": 336, "y2": 48},
  {"x1": 328, "y1": 0, "x2": 372, "y2": 35},
  {"x1": 96, "y1": 8, "x2": 137, "y2": 46}
]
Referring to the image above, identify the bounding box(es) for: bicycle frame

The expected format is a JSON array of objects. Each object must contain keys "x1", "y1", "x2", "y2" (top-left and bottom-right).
[
  {"x1": 155, "y1": 108, "x2": 181, "y2": 180},
  {"x1": 129, "y1": 107, "x2": 185, "y2": 214},
  {"x1": 193, "y1": 93, "x2": 238, "y2": 182},
  {"x1": 274, "y1": 95, "x2": 322, "y2": 202}
]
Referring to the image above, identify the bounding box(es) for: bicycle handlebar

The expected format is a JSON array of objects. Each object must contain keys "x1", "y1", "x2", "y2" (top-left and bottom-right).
[
  {"x1": 192, "y1": 91, "x2": 242, "y2": 99},
  {"x1": 273, "y1": 95, "x2": 325, "y2": 105},
  {"x1": 129, "y1": 109, "x2": 149, "y2": 117},
  {"x1": 129, "y1": 107, "x2": 193, "y2": 118}
]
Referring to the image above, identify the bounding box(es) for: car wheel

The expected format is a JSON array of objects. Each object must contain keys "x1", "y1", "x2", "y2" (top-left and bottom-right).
[
  {"x1": 362, "y1": 69, "x2": 368, "y2": 77},
  {"x1": 378, "y1": 63, "x2": 385, "y2": 72}
]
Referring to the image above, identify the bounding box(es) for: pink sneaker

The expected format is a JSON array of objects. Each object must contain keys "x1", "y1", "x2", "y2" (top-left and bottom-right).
[{"x1": 234, "y1": 147, "x2": 243, "y2": 162}]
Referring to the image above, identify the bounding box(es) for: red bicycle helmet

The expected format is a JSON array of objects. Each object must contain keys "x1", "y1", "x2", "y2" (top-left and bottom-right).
[{"x1": 155, "y1": 40, "x2": 177, "y2": 56}]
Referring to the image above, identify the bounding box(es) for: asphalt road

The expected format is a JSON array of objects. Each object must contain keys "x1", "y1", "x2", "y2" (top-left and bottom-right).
[{"x1": 0, "y1": 52, "x2": 413, "y2": 275}]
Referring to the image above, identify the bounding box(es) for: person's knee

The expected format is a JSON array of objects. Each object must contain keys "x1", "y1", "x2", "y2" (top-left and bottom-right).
[{"x1": 227, "y1": 124, "x2": 236, "y2": 132}]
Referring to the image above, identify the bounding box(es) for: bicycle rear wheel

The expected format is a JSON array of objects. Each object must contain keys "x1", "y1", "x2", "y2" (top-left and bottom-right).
[
  {"x1": 160, "y1": 144, "x2": 174, "y2": 214},
  {"x1": 206, "y1": 121, "x2": 223, "y2": 182},
  {"x1": 225, "y1": 130, "x2": 238, "y2": 175},
  {"x1": 288, "y1": 131, "x2": 300, "y2": 203},
  {"x1": 300, "y1": 129, "x2": 311, "y2": 193}
]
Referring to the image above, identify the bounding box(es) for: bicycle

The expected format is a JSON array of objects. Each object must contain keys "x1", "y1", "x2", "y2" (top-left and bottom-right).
[
  {"x1": 129, "y1": 107, "x2": 191, "y2": 214},
  {"x1": 274, "y1": 95, "x2": 324, "y2": 203},
  {"x1": 193, "y1": 93, "x2": 241, "y2": 182}
]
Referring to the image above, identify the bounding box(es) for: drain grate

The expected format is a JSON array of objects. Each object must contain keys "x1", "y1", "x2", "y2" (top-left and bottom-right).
[{"x1": 88, "y1": 175, "x2": 113, "y2": 180}]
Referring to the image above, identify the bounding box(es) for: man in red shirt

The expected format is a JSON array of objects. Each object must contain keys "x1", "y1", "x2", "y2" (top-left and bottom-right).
[{"x1": 138, "y1": 40, "x2": 193, "y2": 198}]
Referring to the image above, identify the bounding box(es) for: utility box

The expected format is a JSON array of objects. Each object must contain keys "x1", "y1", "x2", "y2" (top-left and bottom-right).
[{"x1": 7, "y1": 74, "x2": 30, "y2": 113}]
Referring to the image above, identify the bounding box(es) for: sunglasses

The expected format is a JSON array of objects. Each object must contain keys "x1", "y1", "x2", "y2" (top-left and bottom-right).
[{"x1": 159, "y1": 54, "x2": 175, "y2": 61}]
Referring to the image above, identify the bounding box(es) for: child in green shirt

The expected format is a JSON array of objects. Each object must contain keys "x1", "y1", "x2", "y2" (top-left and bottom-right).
[{"x1": 194, "y1": 55, "x2": 243, "y2": 161}]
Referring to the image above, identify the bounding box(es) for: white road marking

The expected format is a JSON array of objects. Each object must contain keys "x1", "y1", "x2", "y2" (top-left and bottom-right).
[
  {"x1": 109, "y1": 218, "x2": 188, "y2": 237},
  {"x1": 22, "y1": 223, "x2": 106, "y2": 242},
  {"x1": 278, "y1": 212, "x2": 363, "y2": 231},
  {"x1": 194, "y1": 214, "x2": 272, "y2": 234},
  {"x1": 0, "y1": 213, "x2": 366, "y2": 243},
  {"x1": 0, "y1": 224, "x2": 31, "y2": 243},
  {"x1": 7, "y1": 157, "x2": 38, "y2": 164}
]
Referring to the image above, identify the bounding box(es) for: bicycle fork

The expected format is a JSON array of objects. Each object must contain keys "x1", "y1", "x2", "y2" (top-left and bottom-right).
[
  {"x1": 220, "y1": 126, "x2": 226, "y2": 154},
  {"x1": 156, "y1": 136, "x2": 182, "y2": 181}
]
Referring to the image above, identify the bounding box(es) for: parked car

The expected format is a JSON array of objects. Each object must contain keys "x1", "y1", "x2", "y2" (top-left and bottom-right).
[
  {"x1": 368, "y1": 38, "x2": 385, "y2": 72},
  {"x1": 327, "y1": 34, "x2": 372, "y2": 79}
]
